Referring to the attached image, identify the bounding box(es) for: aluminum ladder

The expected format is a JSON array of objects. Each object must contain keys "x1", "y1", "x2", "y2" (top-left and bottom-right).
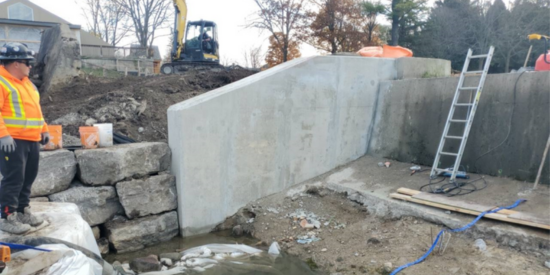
[{"x1": 430, "y1": 46, "x2": 495, "y2": 183}]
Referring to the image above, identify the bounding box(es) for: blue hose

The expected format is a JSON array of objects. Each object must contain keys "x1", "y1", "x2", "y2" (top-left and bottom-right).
[
  {"x1": 390, "y1": 199, "x2": 526, "y2": 275},
  {"x1": 0, "y1": 241, "x2": 51, "y2": 252}
]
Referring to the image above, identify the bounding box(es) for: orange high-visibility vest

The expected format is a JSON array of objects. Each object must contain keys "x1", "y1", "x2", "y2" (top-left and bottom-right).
[{"x1": 0, "y1": 66, "x2": 48, "y2": 142}]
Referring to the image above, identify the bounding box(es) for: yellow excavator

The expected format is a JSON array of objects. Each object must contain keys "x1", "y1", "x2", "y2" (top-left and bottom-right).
[{"x1": 161, "y1": 0, "x2": 221, "y2": 74}]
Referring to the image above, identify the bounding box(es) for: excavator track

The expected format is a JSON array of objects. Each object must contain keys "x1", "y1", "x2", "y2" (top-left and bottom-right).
[{"x1": 161, "y1": 62, "x2": 224, "y2": 75}]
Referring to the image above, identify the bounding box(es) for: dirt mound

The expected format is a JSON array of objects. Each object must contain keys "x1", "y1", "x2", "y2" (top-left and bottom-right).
[{"x1": 41, "y1": 69, "x2": 256, "y2": 142}]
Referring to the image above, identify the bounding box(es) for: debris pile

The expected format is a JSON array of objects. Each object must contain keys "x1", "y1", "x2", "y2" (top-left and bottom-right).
[{"x1": 41, "y1": 69, "x2": 256, "y2": 142}]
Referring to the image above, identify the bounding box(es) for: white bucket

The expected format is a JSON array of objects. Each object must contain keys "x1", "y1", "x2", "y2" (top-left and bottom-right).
[{"x1": 93, "y1": 123, "x2": 113, "y2": 147}]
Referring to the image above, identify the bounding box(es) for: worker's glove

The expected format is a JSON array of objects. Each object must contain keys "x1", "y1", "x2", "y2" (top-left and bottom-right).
[
  {"x1": 0, "y1": 135, "x2": 16, "y2": 153},
  {"x1": 40, "y1": 132, "x2": 50, "y2": 146}
]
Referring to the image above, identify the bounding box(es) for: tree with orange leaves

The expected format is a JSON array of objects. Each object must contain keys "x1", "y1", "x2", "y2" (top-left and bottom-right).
[{"x1": 265, "y1": 33, "x2": 302, "y2": 67}]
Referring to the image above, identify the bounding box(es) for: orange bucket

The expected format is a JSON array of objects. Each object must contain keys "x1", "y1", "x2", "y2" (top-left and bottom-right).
[
  {"x1": 79, "y1": 126, "x2": 99, "y2": 149},
  {"x1": 43, "y1": 125, "x2": 62, "y2": 150}
]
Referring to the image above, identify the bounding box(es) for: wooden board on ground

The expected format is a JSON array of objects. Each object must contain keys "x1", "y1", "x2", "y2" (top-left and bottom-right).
[
  {"x1": 390, "y1": 188, "x2": 550, "y2": 230},
  {"x1": 413, "y1": 192, "x2": 495, "y2": 213}
]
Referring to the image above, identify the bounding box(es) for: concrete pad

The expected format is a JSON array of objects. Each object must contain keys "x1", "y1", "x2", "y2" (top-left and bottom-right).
[
  {"x1": 295, "y1": 155, "x2": 549, "y2": 257},
  {"x1": 168, "y1": 56, "x2": 451, "y2": 236},
  {"x1": 0, "y1": 202, "x2": 100, "y2": 256}
]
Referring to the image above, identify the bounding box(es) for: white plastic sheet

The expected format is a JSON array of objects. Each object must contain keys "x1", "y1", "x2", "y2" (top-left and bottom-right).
[{"x1": 6, "y1": 244, "x2": 102, "y2": 275}]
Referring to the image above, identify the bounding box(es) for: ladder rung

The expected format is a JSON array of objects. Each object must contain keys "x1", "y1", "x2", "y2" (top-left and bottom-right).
[
  {"x1": 459, "y1": 87, "x2": 477, "y2": 90},
  {"x1": 470, "y1": 54, "x2": 488, "y2": 59},
  {"x1": 440, "y1": 152, "x2": 458, "y2": 156},
  {"x1": 450, "y1": 119, "x2": 467, "y2": 123},
  {"x1": 454, "y1": 103, "x2": 473, "y2": 107},
  {"x1": 464, "y1": 71, "x2": 483, "y2": 75},
  {"x1": 435, "y1": 168, "x2": 450, "y2": 173},
  {"x1": 445, "y1": 135, "x2": 463, "y2": 140}
]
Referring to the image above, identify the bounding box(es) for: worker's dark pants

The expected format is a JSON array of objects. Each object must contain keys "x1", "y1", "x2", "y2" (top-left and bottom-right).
[{"x1": 0, "y1": 139, "x2": 40, "y2": 218}]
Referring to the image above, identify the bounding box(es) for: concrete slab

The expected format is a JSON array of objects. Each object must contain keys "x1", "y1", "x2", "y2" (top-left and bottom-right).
[
  {"x1": 168, "y1": 56, "x2": 451, "y2": 236},
  {"x1": 295, "y1": 155, "x2": 550, "y2": 257},
  {"x1": 0, "y1": 202, "x2": 100, "y2": 256}
]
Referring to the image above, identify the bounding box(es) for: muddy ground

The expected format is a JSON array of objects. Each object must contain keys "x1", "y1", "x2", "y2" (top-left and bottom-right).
[
  {"x1": 219, "y1": 186, "x2": 549, "y2": 275},
  {"x1": 41, "y1": 69, "x2": 255, "y2": 142}
]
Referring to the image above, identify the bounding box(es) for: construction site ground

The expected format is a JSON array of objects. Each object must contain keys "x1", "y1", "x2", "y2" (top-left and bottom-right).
[
  {"x1": 236, "y1": 156, "x2": 550, "y2": 275},
  {"x1": 41, "y1": 69, "x2": 255, "y2": 142}
]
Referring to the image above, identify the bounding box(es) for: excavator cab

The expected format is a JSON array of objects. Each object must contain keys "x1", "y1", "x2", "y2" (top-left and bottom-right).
[
  {"x1": 162, "y1": 20, "x2": 221, "y2": 74},
  {"x1": 183, "y1": 21, "x2": 219, "y2": 63}
]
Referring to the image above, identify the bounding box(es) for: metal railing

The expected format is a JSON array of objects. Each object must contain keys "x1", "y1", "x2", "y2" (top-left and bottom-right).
[{"x1": 81, "y1": 44, "x2": 152, "y2": 59}]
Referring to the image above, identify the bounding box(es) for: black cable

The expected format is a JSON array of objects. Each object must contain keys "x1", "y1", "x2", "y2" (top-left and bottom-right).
[
  {"x1": 420, "y1": 176, "x2": 487, "y2": 197},
  {"x1": 473, "y1": 71, "x2": 525, "y2": 172}
]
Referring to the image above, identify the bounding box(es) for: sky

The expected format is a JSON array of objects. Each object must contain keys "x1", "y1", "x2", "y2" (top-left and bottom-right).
[
  {"x1": 25, "y1": 0, "x2": 514, "y2": 66},
  {"x1": 25, "y1": 0, "x2": 319, "y2": 66}
]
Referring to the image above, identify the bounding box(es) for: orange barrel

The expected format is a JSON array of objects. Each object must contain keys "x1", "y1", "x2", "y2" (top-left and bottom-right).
[
  {"x1": 79, "y1": 126, "x2": 100, "y2": 149},
  {"x1": 43, "y1": 125, "x2": 62, "y2": 150}
]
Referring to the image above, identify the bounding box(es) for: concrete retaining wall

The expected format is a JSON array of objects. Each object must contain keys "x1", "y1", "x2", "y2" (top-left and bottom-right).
[
  {"x1": 168, "y1": 56, "x2": 451, "y2": 236},
  {"x1": 368, "y1": 71, "x2": 550, "y2": 183},
  {"x1": 82, "y1": 58, "x2": 154, "y2": 73}
]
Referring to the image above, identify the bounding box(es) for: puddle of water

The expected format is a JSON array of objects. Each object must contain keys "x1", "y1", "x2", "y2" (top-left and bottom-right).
[{"x1": 104, "y1": 231, "x2": 320, "y2": 275}]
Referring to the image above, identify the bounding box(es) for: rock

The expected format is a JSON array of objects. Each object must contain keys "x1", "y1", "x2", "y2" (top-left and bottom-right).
[
  {"x1": 48, "y1": 185, "x2": 123, "y2": 226},
  {"x1": 232, "y1": 225, "x2": 243, "y2": 237},
  {"x1": 116, "y1": 174, "x2": 177, "y2": 219},
  {"x1": 160, "y1": 258, "x2": 173, "y2": 266},
  {"x1": 130, "y1": 257, "x2": 161, "y2": 273},
  {"x1": 545, "y1": 261, "x2": 550, "y2": 269},
  {"x1": 52, "y1": 112, "x2": 84, "y2": 126},
  {"x1": 98, "y1": 238, "x2": 109, "y2": 255},
  {"x1": 92, "y1": 226, "x2": 100, "y2": 240},
  {"x1": 35, "y1": 24, "x2": 81, "y2": 94},
  {"x1": 85, "y1": 118, "x2": 98, "y2": 126},
  {"x1": 17, "y1": 150, "x2": 76, "y2": 197},
  {"x1": 105, "y1": 211, "x2": 179, "y2": 253},
  {"x1": 138, "y1": 127, "x2": 144, "y2": 133},
  {"x1": 367, "y1": 237, "x2": 381, "y2": 245},
  {"x1": 30, "y1": 197, "x2": 49, "y2": 202},
  {"x1": 63, "y1": 134, "x2": 82, "y2": 147},
  {"x1": 159, "y1": 253, "x2": 182, "y2": 263},
  {"x1": 321, "y1": 248, "x2": 327, "y2": 252},
  {"x1": 75, "y1": 143, "x2": 171, "y2": 185},
  {"x1": 383, "y1": 262, "x2": 393, "y2": 272}
]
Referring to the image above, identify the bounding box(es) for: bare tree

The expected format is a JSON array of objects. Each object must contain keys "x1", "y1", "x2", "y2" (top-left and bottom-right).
[
  {"x1": 248, "y1": 0, "x2": 307, "y2": 63},
  {"x1": 243, "y1": 46, "x2": 264, "y2": 69},
  {"x1": 82, "y1": 0, "x2": 130, "y2": 46},
  {"x1": 115, "y1": 0, "x2": 173, "y2": 48}
]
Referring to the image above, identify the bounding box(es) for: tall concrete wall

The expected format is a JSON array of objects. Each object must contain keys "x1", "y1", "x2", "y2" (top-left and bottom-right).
[
  {"x1": 168, "y1": 56, "x2": 451, "y2": 236},
  {"x1": 368, "y1": 71, "x2": 550, "y2": 183}
]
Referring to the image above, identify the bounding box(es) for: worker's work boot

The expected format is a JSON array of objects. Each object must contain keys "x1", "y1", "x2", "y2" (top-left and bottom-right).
[
  {"x1": 0, "y1": 213, "x2": 32, "y2": 234},
  {"x1": 17, "y1": 207, "x2": 44, "y2": 227}
]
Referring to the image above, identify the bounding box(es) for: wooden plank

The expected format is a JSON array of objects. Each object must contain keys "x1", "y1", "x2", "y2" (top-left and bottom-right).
[
  {"x1": 390, "y1": 193, "x2": 550, "y2": 230},
  {"x1": 398, "y1": 188, "x2": 520, "y2": 215},
  {"x1": 413, "y1": 192, "x2": 495, "y2": 213},
  {"x1": 509, "y1": 212, "x2": 550, "y2": 226},
  {"x1": 397, "y1": 188, "x2": 421, "y2": 196}
]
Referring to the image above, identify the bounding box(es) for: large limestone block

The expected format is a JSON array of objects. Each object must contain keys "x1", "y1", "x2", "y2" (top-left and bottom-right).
[
  {"x1": 35, "y1": 23, "x2": 81, "y2": 94},
  {"x1": 48, "y1": 185, "x2": 123, "y2": 226},
  {"x1": 75, "y1": 143, "x2": 171, "y2": 185},
  {"x1": 0, "y1": 150, "x2": 76, "y2": 197},
  {"x1": 116, "y1": 174, "x2": 177, "y2": 219},
  {"x1": 105, "y1": 211, "x2": 179, "y2": 253}
]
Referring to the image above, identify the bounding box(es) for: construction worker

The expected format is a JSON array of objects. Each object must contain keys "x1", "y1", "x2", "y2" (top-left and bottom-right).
[{"x1": 0, "y1": 42, "x2": 49, "y2": 234}]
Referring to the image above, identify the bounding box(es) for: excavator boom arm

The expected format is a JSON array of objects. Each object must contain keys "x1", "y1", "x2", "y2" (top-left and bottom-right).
[{"x1": 172, "y1": 0, "x2": 187, "y2": 60}]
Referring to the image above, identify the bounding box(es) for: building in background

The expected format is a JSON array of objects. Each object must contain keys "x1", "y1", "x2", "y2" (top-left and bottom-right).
[{"x1": 0, "y1": 0, "x2": 108, "y2": 52}]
